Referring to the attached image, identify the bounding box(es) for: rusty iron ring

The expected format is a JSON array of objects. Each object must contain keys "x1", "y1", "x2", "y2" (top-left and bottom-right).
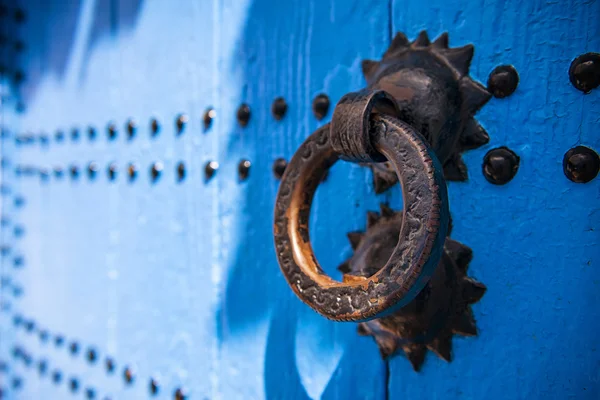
[{"x1": 273, "y1": 109, "x2": 449, "y2": 321}]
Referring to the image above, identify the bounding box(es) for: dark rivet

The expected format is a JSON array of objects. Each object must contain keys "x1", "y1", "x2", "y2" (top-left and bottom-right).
[
  {"x1": 11, "y1": 345, "x2": 20, "y2": 357},
  {"x1": 54, "y1": 166, "x2": 64, "y2": 178},
  {"x1": 204, "y1": 161, "x2": 218, "y2": 181},
  {"x1": 86, "y1": 387, "x2": 96, "y2": 399},
  {"x1": 174, "y1": 388, "x2": 187, "y2": 400},
  {"x1": 312, "y1": 94, "x2": 330, "y2": 120},
  {"x1": 39, "y1": 134, "x2": 49, "y2": 146},
  {"x1": 13, "y1": 256, "x2": 23, "y2": 267},
  {"x1": 55, "y1": 130, "x2": 65, "y2": 142},
  {"x1": 71, "y1": 128, "x2": 80, "y2": 141},
  {"x1": 88, "y1": 162, "x2": 99, "y2": 180},
  {"x1": 54, "y1": 335, "x2": 65, "y2": 347},
  {"x1": 238, "y1": 159, "x2": 251, "y2": 181},
  {"x1": 39, "y1": 329, "x2": 49, "y2": 342},
  {"x1": 14, "y1": 225, "x2": 24, "y2": 237},
  {"x1": 37, "y1": 360, "x2": 47, "y2": 375},
  {"x1": 176, "y1": 162, "x2": 186, "y2": 182},
  {"x1": 0, "y1": 5, "x2": 7, "y2": 17},
  {"x1": 23, "y1": 352, "x2": 32, "y2": 366},
  {"x1": 14, "y1": 196, "x2": 25, "y2": 207},
  {"x1": 273, "y1": 158, "x2": 287, "y2": 180},
  {"x1": 128, "y1": 163, "x2": 138, "y2": 182},
  {"x1": 203, "y1": 107, "x2": 215, "y2": 131},
  {"x1": 272, "y1": 97, "x2": 288, "y2": 120},
  {"x1": 487, "y1": 65, "x2": 519, "y2": 98},
  {"x1": 70, "y1": 165, "x2": 79, "y2": 179},
  {"x1": 13, "y1": 70, "x2": 25, "y2": 84},
  {"x1": 176, "y1": 114, "x2": 188, "y2": 134},
  {"x1": 149, "y1": 378, "x2": 159, "y2": 395},
  {"x1": 14, "y1": 8, "x2": 25, "y2": 23},
  {"x1": 0, "y1": 360, "x2": 8, "y2": 372},
  {"x1": 14, "y1": 40, "x2": 25, "y2": 52},
  {"x1": 69, "y1": 341, "x2": 79, "y2": 355},
  {"x1": 52, "y1": 370, "x2": 62, "y2": 384},
  {"x1": 0, "y1": 246, "x2": 10, "y2": 256},
  {"x1": 569, "y1": 53, "x2": 600, "y2": 93},
  {"x1": 0, "y1": 216, "x2": 10, "y2": 227},
  {"x1": 86, "y1": 348, "x2": 97, "y2": 363},
  {"x1": 236, "y1": 103, "x2": 251, "y2": 127},
  {"x1": 39, "y1": 168, "x2": 50, "y2": 181},
  {"x1": 123, "y1": 367, "x2": 135, "y2": 384},
  {"x1": 563, "y1": 145, "x2": 599, "y2": 183},
  {"x1": 88, "y1": 126, "x2": 96, "y2": 141},
  {"x1": 150, "y1": 118, "x2": 160, "y2": 136},
  {"x1": 108, "y1": 163, "x2": 117, "y2": 181},
  {"x1": 105, "y1": 358, "x2": 115, "y2": 374},
  {"x1": 11, "y1": 376, "x2": 22, "y2": 390},
  {"x1": 126, "y1": 119, "x2": 136, "y2": 139},
  {"x1": 25, "y1": 320, "x2": 35, "y2": 332},
  {"x1": 482, "y1": 147, "x2": 520, "y2": 185},
  {"x1": 69, "y1": 377, "x2": 79, "y2": 392},
  {"x1": 16, "y1": 101, "x2": 26, "y2": 113},
  {"x1": 150, "y1": 162, "x2": 163, "y2": 183},
  {"x1": 107, "y1": 123, "x2": 117, "y2": 140}
]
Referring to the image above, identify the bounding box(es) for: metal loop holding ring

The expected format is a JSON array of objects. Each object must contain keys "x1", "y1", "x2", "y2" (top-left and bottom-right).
[{"x1": 273, "y1": 89, "x2": 449, "y2": 321}]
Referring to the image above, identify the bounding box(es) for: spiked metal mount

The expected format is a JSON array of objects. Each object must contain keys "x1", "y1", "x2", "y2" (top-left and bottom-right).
[
  {"x1": 339, "y1": 204, "x2": 486, "y2": 371},
  {"x1": 362, "y1": 31, "x2": 491, "y2": 193}
]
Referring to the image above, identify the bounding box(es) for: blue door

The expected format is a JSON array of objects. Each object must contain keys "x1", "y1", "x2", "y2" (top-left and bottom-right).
[{"x1": 1, "y1": 0, "x2": 598, "y2": 399}]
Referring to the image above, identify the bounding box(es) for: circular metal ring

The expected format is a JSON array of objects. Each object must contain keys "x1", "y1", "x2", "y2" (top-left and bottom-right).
[{"x1": 273, "y1": 114, "x2": 449, "y2": 321}]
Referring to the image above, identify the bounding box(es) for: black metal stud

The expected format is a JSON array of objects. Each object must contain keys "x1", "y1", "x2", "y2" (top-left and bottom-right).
[
  {"x1": 37, "y1": 360, "x2": 47, "y2": 375},
  {"x1": 203, "y1": 107, "x2": 215, "y2": 131},
  {"x1": 13, "y1": 70, "x2": 25, "y2": 84},
  {"x1": 204, "y1": 161, "x2": 218, "y2": 181},
  {"x1": 39, "y1": 134, "x2": 49, "y2": 147},
  {"x1": 86, "y1": 348, "x2": 97, "y2": 364},
  {"x1": 39, "y1": 329, "x2": 49, "y2": 342},
  {"x1": 123, "y1": 367, "x2": 135, "y2": 384},
  {"x1": 128, "y1": 163, "x2": 138, "y2": 182},
  {"x1": 88, "y1": 162, "x2": 99, "y2": 180},
  {"x1": 569, "y1": 53, "x2": 600, "y2": 94},
  {"x1": 273, "y1": 158, "x2": 287, "y2": 180},
  {"x1": 69, "y1": 377, "x2": 79, "y2": 392},
  {"x1": 272, "y1": 97, "x2": 288, "y2": 120},
  {"x1": 487, "y1": 65, "x2": 519, "y2": 98},
  {"x1": 149, "y1": 378, "x2": 159, "y2": 396},
  {"x1": 69, "y1": 341, "x2": 79, "y2": 355},
  {"x1": 176, "y1": 162, "x2": 186, "y2": 182},
  {"x1": 108, "y1": 163, "x2": 117, "y2": 181},
  {"x1": 13, "y1": 256, "x2": 23, "y2": 268},
  {"x1": 107, "y1": 123, "x2": 117, "y2": 140},
  {"x1": 312, "y1": 93, "x2": 330, "y2": 120},
  {"x1": 39, "y1": 168, "x2": 50, "y2": 181},
  {"x1": 238, "y1": 159, "x2": 251, "y2": 181},
  {"x1": 174, "y1": 388, "x2": 187, "y2": 400},
  {"x1": 14, "y1": 40, "x2": 25, "y2": 52},
  {"x1": 54, "y1": 166, "x2": 64, "y2": 178},
  {"x1": 126, "y1": 119, "x2": 136, "y2": 139},
  {"x1": 71, "y1": 128, "x2": 80, "y2": 141},
  {"x1": 70, "y1": 165, "x2": 79, "y2": 179},
  {"x1": 563, "y1": 145, "x2": 599, "y2": 183},
  {"x1": 176, "y1": 114, "x2": 188, "y2": 134},
  {"x1": 25, "y1": 320, "x2": 35, "y2": 332},
  {"x1": 88, "y1": 126, "x2": 96, "y2": 141},
  {"x1": 55, "y1": 130, "x2": 65, "y2": 142},
  {"x1": 54, "y1": 335, "x2": 65, "y2": 347},
  {"x1": 52, "y1": 370, "x2": 62, "y2": 384},
  {"x1": 85, "y1": 387, "x2": 96, "y2": 399},
  {"x1": 14, "y1": 225, "x2": 24, "y2": 237},
  {"x1": 482, "y1": 147, "x2": 520, "y2": 185},
  {"x1": 150, "y1": 118, "x2": 160, "y2": 136},
  {"x1": 150, "y1": 162, "x2": 163, "y2": 183},
  {"x1": 14, "y1": 8, "x2": 25, "y2": 23},
  {"x1": 11, "y1": 376, "x2": 22, "y2": 390},
  {"x1": 105, "y1": 358, "x2": 115, "y2": 374},
  {"x1": 237, "y1": 104, "x2": 251, "y2": 127}
]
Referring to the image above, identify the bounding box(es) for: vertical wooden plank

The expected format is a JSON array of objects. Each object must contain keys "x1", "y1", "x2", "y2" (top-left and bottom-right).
[
  {"x1": 215, "y1": 0, "x2": 390, "y2": 398},
  {"x1": 387, "y1": 0, "x2": 600, "y2": 399}
]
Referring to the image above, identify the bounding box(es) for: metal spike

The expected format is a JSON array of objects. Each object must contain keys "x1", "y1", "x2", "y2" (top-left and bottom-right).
[
  {"x1": 460, "y1": 119, "x2": 490, "y2": 150},
  {"x1": 460, "y1": 78, "x2": 492, "y2": 115},
  {"x1": 411, "y1": 30, "x2": 430, "y2": 48},
  {"x1": 452, "y1": 309, "x2": 478, "y2": 336},
  {"x1": 444, "y1": 238, "x2": 473, "y2": 272},
  {"x1": 379, "y1": 203, "x2": 395, "y2": 218},
  {"x1": 403, "y1": 344, "x2": 427, "y2": 371},
  {"x1": 443, "y1": 155, "x2": 468, "y2": 181},
  {"x1": 426, "y1": 333, "x2": 452, "y2": 362},
  {"x1": 432, "y1": 32, "x2": 449, "y2": 49},
  {"x1": 383, "y1": 32, "x2": 410, "y2": 58},
  {"x1": 463, "y1": 277, "x2": 487, "y2": 304},
  {"x1": 362, "y1": 59, "x2": 380, "y2": 81},
  {"x1": 367, "y1": 211, "x2": 380, "y2": 227},
  {"x1": 441, "y1": 44, "x2": 474, "y2": 75},
  {"x1": 347, "y1": 231, "x2": 364, "y2": 250}
]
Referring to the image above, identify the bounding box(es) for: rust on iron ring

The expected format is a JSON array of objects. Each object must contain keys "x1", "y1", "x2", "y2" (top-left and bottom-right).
[{"x1": 273, "y1": 97, "x2": 450, "y2": 321}]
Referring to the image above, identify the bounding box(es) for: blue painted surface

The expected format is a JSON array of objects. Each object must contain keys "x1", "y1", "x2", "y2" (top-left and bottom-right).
[{"x1": 0, "y1": 0, "x2": 598, "y2": 399}]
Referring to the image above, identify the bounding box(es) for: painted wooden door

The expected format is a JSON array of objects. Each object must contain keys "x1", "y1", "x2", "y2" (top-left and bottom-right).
[{"x1": 0, "y1": 0, "x2": 598, "y2": 399}]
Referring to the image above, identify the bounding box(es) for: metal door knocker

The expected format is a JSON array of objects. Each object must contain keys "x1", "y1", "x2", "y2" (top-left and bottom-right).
[{"x1": 273, "y1": 31, "x2": 488, "y2": 370}]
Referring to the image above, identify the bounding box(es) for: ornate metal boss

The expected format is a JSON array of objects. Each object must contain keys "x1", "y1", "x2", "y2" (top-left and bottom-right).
[{"x1": 273, "y1": 31, "x2": 488, "y2": 370}]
